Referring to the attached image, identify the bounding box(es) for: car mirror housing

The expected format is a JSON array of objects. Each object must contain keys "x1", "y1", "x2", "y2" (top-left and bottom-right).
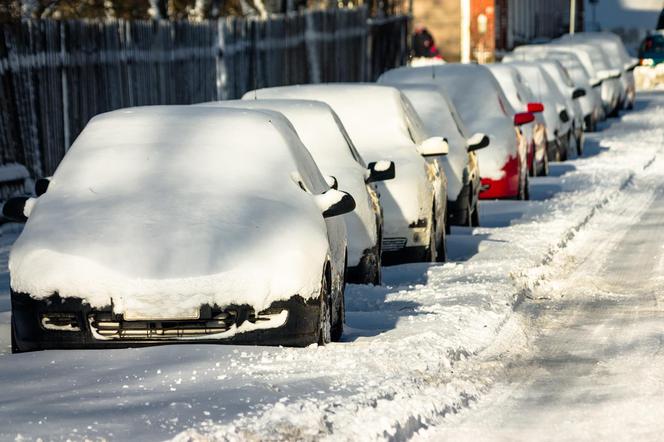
[
  {"x1": 325, "y1": 175, "x2": 338, "y2": 190},
  {"x1": 366, "y1": 160, "x2": 396, "y2": 183},
  {"x1": 35, "y1": 177, "x2": 51, "y2": 196},
  {"x1": 467, "y1": 133, "x2": 490, "y2": 151},
  {"x1": 572, "y1": 88, "x2": 586, "y2": 99},
  {"x1": 2, "y1": 196, "x2": 33, "y2": 223},
  {"x1": 559, "y1": 109, "x2": 570, "y2": 123},
  {"x1": 315, "y1": 189, "x2": 356, "y2": 218},
  {"x1": 514, "y1": 112, "x2": 535, "y2": 126},
  {"x1": 417, "y1": 136, "x2": 449, "y2": 157},
  {"x1": 527, "y1": 102, "x2": 544, "y2": 113}
]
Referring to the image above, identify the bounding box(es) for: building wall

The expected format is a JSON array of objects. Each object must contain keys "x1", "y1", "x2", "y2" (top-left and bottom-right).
[
  {"x1": 408, "y1": 0, "x2": 584, "y2": 62},
  {"x1": 411, "y1": 0, "x2": 462, "y2": 61}
]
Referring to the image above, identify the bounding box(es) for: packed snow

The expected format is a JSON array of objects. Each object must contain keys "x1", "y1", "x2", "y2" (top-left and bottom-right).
[{"x1": 0, "y1": 92, "x2": 662, "y2": 441}]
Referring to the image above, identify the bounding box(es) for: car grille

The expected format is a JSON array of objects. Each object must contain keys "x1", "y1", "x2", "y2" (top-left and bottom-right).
[
  {"x1": 88, "y1": 307, "x2": 275, "y2": 340},
  {"x1": 382, "y1": 237, "x2": 407, "y2": 252}
]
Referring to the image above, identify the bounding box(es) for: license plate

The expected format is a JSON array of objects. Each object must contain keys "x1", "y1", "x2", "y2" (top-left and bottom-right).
[{"x1": 123, "y1": 308, "x2": 201, "y2": 321}]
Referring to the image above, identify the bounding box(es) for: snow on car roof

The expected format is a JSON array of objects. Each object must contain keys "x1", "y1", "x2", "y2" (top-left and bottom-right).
[
  {"x1": 244, "y1": 84, "x2": 422, "y2": 157},
  {"x1": 10, "y1": 105, "x2": 331, "y2": 315},
  {"x1": 202, "y1": 99, "x2": 365, "y2": 168},
  {"x1": 487, "y1": 64, "x2": 534, "y2": 112},
  {"x1": 378, "y1": 64, "x2": 516, "y2": 121}
]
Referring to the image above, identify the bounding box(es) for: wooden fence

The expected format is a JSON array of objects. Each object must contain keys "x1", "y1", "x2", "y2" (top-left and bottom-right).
[{"x1": 0, "y1": 8, "x2": 409, "y2": 181}]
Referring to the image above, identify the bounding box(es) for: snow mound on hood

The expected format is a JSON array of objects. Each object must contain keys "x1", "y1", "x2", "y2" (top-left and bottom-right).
[{"x1": 9, "y1": 106, "x2": 331, "y2": 314}]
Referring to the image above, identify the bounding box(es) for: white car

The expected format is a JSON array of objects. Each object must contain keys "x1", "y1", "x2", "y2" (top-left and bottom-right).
[
  {"x1": 504, "y1": 47, "x2": 604, "y2": 130},
  {"x1": 202, "y1": 99, "x2": 394, "y2": 285},
  {"x1": 536, "y1": 60, "x2": 586, "y2": 156},
  {"x1": 379, "y1": 64, "x2": 532, "y2": 200},
  {"x1": 502, "y1": 61, "x2": 573, "y2": 161},
  {"x1": 6, "y1": 106, "x2": 355, "y2": 351},
  {"x1": 546, "y1": 41, "x2": 623, "y2": 116},
  {"x1": 487, "y1": 64, "x2": 549, "y2": 176},
  {"x1": 390, "y1": 83, "x2": 488, "y2": 226},
  {"x1": 244, "y1": 84, "x2": 449, "y2": 264},
  {"x1": 556, "y1": 32, "x2": 637, "y2": 110}
]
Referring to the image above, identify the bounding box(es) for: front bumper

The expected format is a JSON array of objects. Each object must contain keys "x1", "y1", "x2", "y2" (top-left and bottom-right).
[{"x1": 11, "y1": 291, "x2": 322, "y2": 351}]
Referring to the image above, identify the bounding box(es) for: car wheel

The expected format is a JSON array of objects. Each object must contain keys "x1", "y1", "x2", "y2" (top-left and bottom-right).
[
  {"x1": 523, "y1": 173, "x2": 530, "y2": 201},
  {"x1": 317, "y1": 270, "x2": 332, "y2": 345},
  {"x1": 576, "y1": 134, "x2": 584, "y2": 157},
  {"x1": 471, "y1": 201, "x2": 480, "y2": 227},
  {"x1": 541, "y1": 148, "x2": 550, "y2": 176},
  {"x1": 331, "y1": 277, "x2": 345, "y2": 342},
  {"x1": 11, "y1": 317, "x2": 21, "y2": 354},
  {"x1": 372, "y1": 229, "x2": 382, "y2": 286},
  {"x1": 425, "y1": 206, "x2": 437, "y2": 262}
]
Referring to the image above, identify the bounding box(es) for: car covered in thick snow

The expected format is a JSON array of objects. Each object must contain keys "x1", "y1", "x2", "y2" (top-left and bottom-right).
[
  {"x1": 487, "y1": 64, "x2": 549, "y2": 176},
  {"x1": 378, "y1": 64, "x2": 532, "y2": 200},
  {"x1": 557, "y1": 32, "x2": 637, "y2": 110},
  {"x1": 244, "y1": 84, "x2": 449, "y2": 264},
  {"x1": 504, "y1": 47, "x2": 605, "y2": 131},
  {"x1": 388, "y1": 83, "x2": 488, "y2": 226},
  {"x1": 6, "y1": 106, "x2": 355, "y2": 351},
  {"x1": 503, "y1": 60, "x2": 574, "y2": 161},
  {"x1": 201, "y1": 99, "x2": 394, "y2": 285}
]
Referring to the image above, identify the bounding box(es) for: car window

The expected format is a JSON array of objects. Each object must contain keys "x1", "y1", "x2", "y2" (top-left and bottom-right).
[
  {"x1": 330, "y1": 111, "x2": 366, "y2": 167},
  {"x1": 400, "y1": 94, "x2": 427, "y2": 144}
]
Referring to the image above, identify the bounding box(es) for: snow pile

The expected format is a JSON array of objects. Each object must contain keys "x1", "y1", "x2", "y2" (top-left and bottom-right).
[
  {"x1": 9, "y1": 106, "x2": 332, "y2": 315},
  {"x1": 378, "y1": 65, "x2": 518, "y2": 180}
]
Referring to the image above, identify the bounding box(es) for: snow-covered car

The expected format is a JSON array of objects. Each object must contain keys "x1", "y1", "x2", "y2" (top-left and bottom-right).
[
  {"x1": 378, "y1": 64, "x2": 532, "y2": 200},
  {"x1": 504, "y1": 47, "x2": 605, "y2": 130},
  {"x1": 535, "y1": 60, "x2": 586, "y2": 156},
  {"x1": 6, "y1": 106, "x2": 356, "y2": 351},
  {"x1": 487, "y1": 64, "x2": 549, "y2": 176},
  {"x1": 546, "y1": 41, "x2": 622, "y2": 117},
  {"x1": 503, "y1": 60, "x2": 573, "y2": 161},
  {"x1": 389, "y1": 83, "x2": 488, "y2": 226},
  {"x1": 557, "y1": 32, "x2": 637, "y2": 110},
  {"x1": 244, "y1": 84, "x2": 449, "y2": 264},
  {"x1": 201, "y1": 99, "x2": 394, "y2": 285}
]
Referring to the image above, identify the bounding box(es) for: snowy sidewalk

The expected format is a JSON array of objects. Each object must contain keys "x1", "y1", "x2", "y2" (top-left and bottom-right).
[{"x1": 0, "y1": 92, "x2": 662, "y2": 441}]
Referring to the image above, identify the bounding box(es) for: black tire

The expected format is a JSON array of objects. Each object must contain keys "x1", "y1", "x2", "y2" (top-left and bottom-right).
[
  {"x1": 470, "y1": 201, "x2": 480, "y2": 227},
  {"x1": 372, "y1": 228, "x2": 382, "y2": 286},
  {"x1": 317, "y1": 270, "x2": 332, "y2": 345},
  {"x1": 541, "y1": 148, "x2": 550, "y2": 176},
  {"x1": 518, "y1": 167, "x2": 529, "y2": 201},
  {"x1": 424, "y1": 206, "x2": 437, "y2": 262},
  {"x1": 331, "y1": 277, "x2": 344, "y2": 342},
  {"x1": 436, "y1": 213, "x2": 447, "y2": 263},
  {"x1": 576, "y1": 134, "x2": 583, "y2": 157},
  {"x1": 11, "y1": 317, "x2": 20, "y2": 354}
]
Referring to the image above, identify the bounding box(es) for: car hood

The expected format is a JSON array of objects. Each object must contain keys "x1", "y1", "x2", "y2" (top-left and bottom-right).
[{"x1": 10, "y1": 180, "x2": 330, "y2": 317}]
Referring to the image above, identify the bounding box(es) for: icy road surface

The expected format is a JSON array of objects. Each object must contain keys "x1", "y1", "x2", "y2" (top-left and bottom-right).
[{"x1": 0, "y1": 92, "x2": 663, "y2": 441}]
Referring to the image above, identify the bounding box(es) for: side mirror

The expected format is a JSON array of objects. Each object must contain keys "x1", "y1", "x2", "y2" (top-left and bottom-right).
[
  {"x1": 572, "y1": 88, "x2": 586, "y2": 99},
  {"x1": 527, "y1": 102, "x2": 544, "y2": 113},
  {"x1": 325, "y1": 175, "x2": 338, "y2": 190},
  {"x1": 467, "y1": 133, "x2": 490, "y2": 151},
  {"x1": 366, "y1": 160, "x2": 395, "y2": 183},
  {"x1": 35, "y1": 177, "x2": 51, "y2": 196},
  {"x1": 417, "y1": 137, "x2": 449, "y2": 157},
  {"x1": 2, "y1": 196, "x2": 33, "y2": 223},
  {"x1": 315, "y1": 189, "x2": 356, "y2": 218},
  {"x1": 514, "y1": 112, "x2": 535, "y2": 126},
  {"x1": 559, "y1": 109, "x2": 570, "y2": 123}
]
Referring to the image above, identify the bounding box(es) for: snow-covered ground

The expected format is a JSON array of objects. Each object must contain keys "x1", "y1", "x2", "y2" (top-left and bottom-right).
[{"x1": 0, "y1": 92, "x2": 663, "y2": 441}]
